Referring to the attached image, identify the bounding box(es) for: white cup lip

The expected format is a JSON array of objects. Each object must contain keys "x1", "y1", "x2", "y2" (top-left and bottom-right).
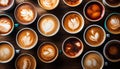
[
  {"x1": 63, "y1": 0, "x2": 83, "y2": 7},
  {"x1": 83, "y1": 0, "x2": 105, "y2": 22},
  {"x1": 0, "y1": 14, "x2": 14, "y2": 36},
  {"x1": 16, "y1": 28, "x2": 38, "y2": 50},
  {"x1": 37, "y1": 13, "x2": 60, "y2": 37},
  {"x1": 0, "y1": 41, "x2": 15, "y2": 63},
  {"x1": 37, "y1": 0, "x2": 60, "y2": 10},
  {"x1": 15, "y1": 53, "x2": 36, "y2": 69},
  {"x1": 62, "y1": 11, "x2": 84, "y2": 34},
  {"x1": 37, "y1": 42, "x2": 59, "y2": 63},
  {"x1": 81, "y1": 50, "x2": 104, "y2": 69},
  {"x1": 62, "y1": 36, "x2": 84, "y2": 58},
  {"x1": 14, "y1": 2, "x2": 37, "y2": 25},
  {"x1": 83, "y1": 24, "x2": 106, "y2": 47},
  {"x1": 0, "y1": 0, "x2": 14, "y2": 11},
  {"x1": 104, "y1": 13, "x2": 120, "y2": 34},
  {"x1": 103, "y1": 40, "x2": 120, "y2": 62},
  {"x1": 102, "y1": 0, "x2": 120, "y2": 8}
]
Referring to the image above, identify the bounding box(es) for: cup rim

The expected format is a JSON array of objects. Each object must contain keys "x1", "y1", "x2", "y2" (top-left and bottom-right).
[
  {"x1": 37, "y1": 42, "x2": 59, "y2": 63},
  {"x1": 14, "y1": 2, "x2": 37, "y2": 25},
  {"x1": 83, "y1": 24, "x2": 106, "y2": 47},
  {"x1": 102, "y1": 0, "x2": 120, "y2": 8},
  {"x1": 81, "y1": 50, "x2": 104, "y2": 69},
  {"x1": 15, "y1": 53, "x2": 36, "y2": 69},
  {"x1": 0, "y1": 41, "x2": 15, "y2": 63},
  {"x1": 62, "y1": 36, "x2": 84, "y2": 58},
  {"x1": 62, "y1": 11, "x2": 84, "y2": 34},
  {"x1": 103, "y1": 40, "x2": 120, "y2": 62},
  {"x1": 37, "y1": 0, "x2": 60, "y2": 10},
  {"x1": 0, "y1": 14, "x2": 14, "y2": 36},
  {"x1": 104, "y1": 13, "x2": 120, "y2": 34},
  {"x1": 16, "y1": 28, "x2": 38, "y2": 50},
  {"x1": 37, "y1": 13, "x2": 60, "y2": 37},
  {"x1": 0, "y1": 0, "x2": 14, "y2": 11},
  {"x1": 63, "y1": 0, "x2": 83, "y2": 7},
  {"x1": 83, "y1": 0, "x2": 105, "y2": 22}
]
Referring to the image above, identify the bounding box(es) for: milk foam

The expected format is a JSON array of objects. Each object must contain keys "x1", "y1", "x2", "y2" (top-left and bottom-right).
[
  {"x1": 43, "y1": 48, "x2": 54, "y2": 56},
  {"x1": 42, "y1": 19, "x2": 54, "y2": 34},
  {"x1": 89, "y1": 30, "x2": 99, "y2": 41},
  {"x1": 0, "y1": 47, "x2": 10, "y2": 59},
  {"x1": 110, "y1": 18, "x2": 120, "y2": 30},
  {"x1": 43, "y1": 0, "x2": 55, "y2": 7},
  {"x1": 0, "y1": 0, "x2": 9, "y2": 6},
  {"x1": 68, "y1": 17, "x2": 80, "y2": 30},
  {"x1": 20, "y1": 9, "x2": 34, "y2": 21},
  {"x1": 0, "y1": 20, "x2": 11, "y2": 33}
]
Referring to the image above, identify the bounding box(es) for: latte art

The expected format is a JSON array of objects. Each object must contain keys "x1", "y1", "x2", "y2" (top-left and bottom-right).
[
  {"x1": 20, "y1": 9, "x2": 34, "y2": 22},
  {"x1": 17, "y1": 28, "x2": 38, "y2": 50},
  {"x1": 106, "y1": 14, "x2": 120, "y2": 34},
  {"x1": 84, "y1": 25, "x2": 106, "y2": 47},
  {"x1": 43, "y1": 0, "x2": 55, "y2": 7}
]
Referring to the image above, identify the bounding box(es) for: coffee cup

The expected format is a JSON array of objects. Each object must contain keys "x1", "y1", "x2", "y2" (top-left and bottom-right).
[
  {"x1": 0, "y1": 14, "x2": 14, "y2": 36},
  {"x1": 81, "y1": 51, "x2": 104, "y2": 69},
  {"x1": 62, "y1": 36, "x2": 84, "y2": 58},
  {"x1": 63, "y1": 0, "x2": 83, "y2": 7},
  {"x1": 37, "y1": 42, "x2": 58, "y2": 63},
  {"x1": 15, "y1": 53, "x2": 36, "y2": 69},
  {"x1": 83, "y1": 0, "x2": 105, "y2": 22},
  {"x1": 103, "y1": 40, "x2": 120, "y2": 62},
  {"x1": 37, "y1": 14, "x2": 60, "y2": 37},
  {"x1": 37, "y1": 0, "x2": 59, "y2": 10},
  {"x1": 102, "y1": 0, "x2": 120, "y2": 8},
  {"x1": 0, "y1": 41, "x2": 15, "y2": 63},
  {"x1": 14, "y1": 2, "x2": 37, "y2": 25},
  {"x1": 104, "y1": 13, "x2": 120, "y2": 34},
  {"x1": 0, "y1": 0, "x2": 14, "y2": 11},
  {"x1": 62, "y1": 11, "x2": 84, "y2": 34},
  {"x1": 16, "y1": 28, "x2": 38, "y2": 50},
  {"x1": 84, "y1": 25, "x2": 106, "y2": 47}
]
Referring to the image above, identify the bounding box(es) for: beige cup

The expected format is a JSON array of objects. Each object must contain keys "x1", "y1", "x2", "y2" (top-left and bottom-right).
[
  {"x1": 37, "y1": 14, "x2": 60, "y2": 37},
  {"x1": 62, "y1": 11, "x2": 84, "y2": 34},
  {"x1": 16, "y1": 28, "x2": 38, "y2": 50},
  {"x1": 15, "y1": 53, "x2": 36, "y2": 69},
  {"x1": 0, "y1": 41, "x2": 15, "y2": 63},
  {"x1": 37, "y1": 42, "x2": 58, "y2": 63},
  {"x1": 81, "y1": 51, "x2": 104, "y2": 69}
]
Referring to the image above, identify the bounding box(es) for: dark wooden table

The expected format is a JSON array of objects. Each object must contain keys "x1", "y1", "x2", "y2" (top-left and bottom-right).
[{"x1": 0, "y1": 0, "x2": 120, "y2": 69}]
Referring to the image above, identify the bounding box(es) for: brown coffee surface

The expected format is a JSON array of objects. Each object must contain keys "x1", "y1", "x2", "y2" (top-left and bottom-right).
[
  {"x1": 106, "y1": 0, "x2": 119, "y2": 6},
  {"x1": 16, "y1": 54, "x2": 36, "y2": 69},
  {"x1": 38, "y1": 15, "x2": 59, "y2": 36},
  {"x1": 0, "y1": 16, "x2": 13, "y2": 34},
  {"x1": 63, "y1": 38, "x2": 83, "y2": 57},
  {"x1": 38, "y1": 43, "x2": 57, "y2": 62},
  {"x1": 64, "y1": 0, "x2": 81, "y2": 6},
  {"x1": 63, "y1": 13, "x2": 83, "y2": 33},
  {"x1": 17, "y1": 29, "x2": 37, "y2": 49},
  {"x1": 86, "y1": 2, "x2": 103, "y2": 20},
  {"x1": 83, "y1": 52, "x2": 103, "y2": 69},
  {"x1": 106, "y1": 14, "x2": 120, "y2": 34},
  {"x1": 105, "y1": 41, "x2": 120, "y2": 60},
  {"x1": 16, "y1": 3, "x2": 35, "y2": 24},
  {"x1": 85, "y1": 26, "x2": 105, "y2": 46},
  {"x1": 0, "y1": 43, "x2": 14, "y2": 62},
  {"x1": 39, "y1": 0, "x2": 59, "y2": 10}
]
